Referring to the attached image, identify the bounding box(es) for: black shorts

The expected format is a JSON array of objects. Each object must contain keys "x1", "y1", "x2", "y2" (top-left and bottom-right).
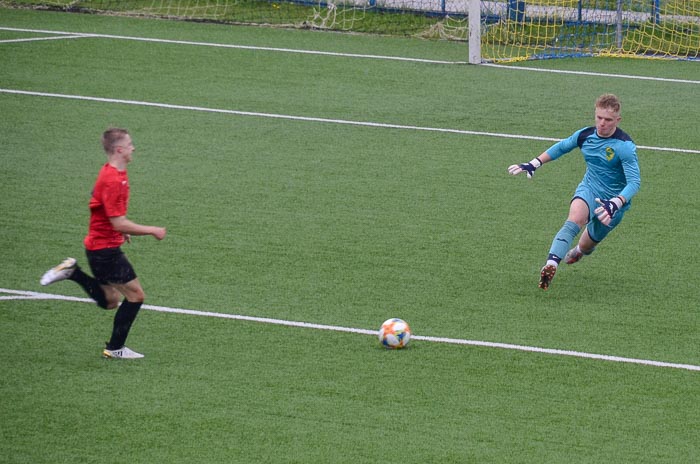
[{"x1": 85, "y1": 247, "x2": 137, "y2": 285}]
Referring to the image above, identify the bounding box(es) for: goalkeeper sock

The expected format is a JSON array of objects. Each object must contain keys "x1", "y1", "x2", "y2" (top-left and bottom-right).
[
  {"x1": 69, "y1": 267, "x2": 109, "y2": 309},
  {"x1": 549, "y1": 220, "x2": 581, "y2": 263}
]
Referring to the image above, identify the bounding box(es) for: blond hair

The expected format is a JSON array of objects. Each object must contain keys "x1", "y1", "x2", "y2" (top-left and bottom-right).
[{"x1": 595, "y1": 94, "x2": 621, "y2": 113}]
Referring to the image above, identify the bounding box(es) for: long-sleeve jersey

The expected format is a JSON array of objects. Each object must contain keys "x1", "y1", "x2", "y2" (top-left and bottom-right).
[{"x1": 546, "y1": 126, "x2": 641, "y2": 202}]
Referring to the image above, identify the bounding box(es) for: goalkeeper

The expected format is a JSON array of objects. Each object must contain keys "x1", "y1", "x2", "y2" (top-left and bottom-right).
[{"x1": 508, "y1": 94, "x2": 641, "y2": 290}]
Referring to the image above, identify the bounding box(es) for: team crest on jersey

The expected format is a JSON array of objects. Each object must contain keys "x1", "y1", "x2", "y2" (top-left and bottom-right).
[{"x1": 605, "y1": 147, "x2": 615, "y2": 161}]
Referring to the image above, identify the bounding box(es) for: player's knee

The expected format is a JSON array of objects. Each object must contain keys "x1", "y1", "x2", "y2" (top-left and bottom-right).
[
  {"x1": 131, "y1": 288, "x2": 146, "y2": 303},
  {"x1": 566, "y1": 215, "x2": 587, "y2": 228},
  {"x1": 121, "y1": 280, "x2": 145, "y2": 303}
]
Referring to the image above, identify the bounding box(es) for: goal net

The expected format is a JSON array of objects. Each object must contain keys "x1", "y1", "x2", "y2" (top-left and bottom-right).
[
  {"x1": 3, "y1": 0, "x2": 698, "y2": 61},
  {"x1": 478, "y1": 0, "x2": 700, "y2": 62}
]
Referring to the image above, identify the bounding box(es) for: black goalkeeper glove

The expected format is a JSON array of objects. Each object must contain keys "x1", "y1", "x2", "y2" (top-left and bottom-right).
[
  {"x1": 508, "y1": 157, "x2": 543, "y2": 179},
  {"x1": 595, "y1": 197, "x2": 624, "y2": 226}
]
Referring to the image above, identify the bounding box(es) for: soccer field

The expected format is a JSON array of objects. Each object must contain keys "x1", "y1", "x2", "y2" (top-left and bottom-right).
[{"x1": 0, "y1": 6, "x2": 698, "y2": 463}]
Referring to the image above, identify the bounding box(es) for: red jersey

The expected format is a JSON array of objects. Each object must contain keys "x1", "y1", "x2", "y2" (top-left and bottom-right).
[{"x1": 84, "y1": 163, "x2": 129, "y2": 251}]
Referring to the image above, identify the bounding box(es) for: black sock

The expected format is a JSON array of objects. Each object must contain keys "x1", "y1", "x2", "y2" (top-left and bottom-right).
[
  {"x1": 69, "y1": 267, "x2": 109, "y2": 309},
  {"x1": 106, "y1": 300, "x2": 143, "y2": 350}
]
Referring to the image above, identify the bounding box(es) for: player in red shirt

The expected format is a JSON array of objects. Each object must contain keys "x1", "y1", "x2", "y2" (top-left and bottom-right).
[{"x1": 40, "y1": 128, "x2": 166, "y2": 359}]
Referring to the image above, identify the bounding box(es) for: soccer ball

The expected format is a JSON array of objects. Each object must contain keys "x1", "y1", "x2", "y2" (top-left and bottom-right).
[{"x1": 378, "y1": 318, "x2": 411, "y2": 349}]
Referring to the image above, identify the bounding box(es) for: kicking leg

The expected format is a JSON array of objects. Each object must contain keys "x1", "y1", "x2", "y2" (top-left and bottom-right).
[{"x1": 40, "y1": 258, "x2": 118, "y2": 309}]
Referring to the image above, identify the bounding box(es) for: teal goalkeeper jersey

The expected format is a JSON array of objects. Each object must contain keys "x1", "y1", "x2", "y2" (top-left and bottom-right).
[{"x1": 546, "y1": 126, "x2": 641, "y2": 202}]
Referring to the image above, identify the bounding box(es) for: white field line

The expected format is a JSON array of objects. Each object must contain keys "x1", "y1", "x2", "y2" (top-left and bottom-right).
[
  {"x1": 1, "y1": 26, "x2": 699, "y2": 85},
  {"x1": 1, "y1": 88, "x2": 698, "y2": 154},
  {"x1": 0, "y1": 34, "x2": 85, "y2": 44},
  {"x1": 482, "y1": 63, "x2": 700, "y2": 85},
  {"x1": 0, "y1": 26, "x2": 466, "y2": 65},
  {"x1": 1, "y1": 288, "x2": 698, "y2": 372}
]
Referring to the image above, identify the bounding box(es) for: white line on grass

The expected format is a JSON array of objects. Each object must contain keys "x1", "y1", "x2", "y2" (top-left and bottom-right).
[
  {"x1": 482, "y1": 63, "x2": 700, "y2": 84},
  {"x1": 1, "y1": 88, "x2": 698, "y2": 154},
  {"x1": 1, "y1": 26, "x2": 698, "y2": 84},
  {"x1": 1, "y1": 287, "x2": 698, "y2": 372},
  {"x1": 0, "y1": 26, "x2": 466, "y2": 65},
  {"x1": 0, "y1": 34, "x2": 85, "y2": 44}
]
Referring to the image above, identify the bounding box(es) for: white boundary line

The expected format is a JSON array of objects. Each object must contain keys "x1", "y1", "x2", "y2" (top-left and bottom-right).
[
  {"x1": 483, "y1": 63, "x2": 700, "y2": 84},
  {"x1": 1, "y1": 26, "x2": 699, "y2": 84},
  {"x1": 0, "y1": 34, "x2": 85, "y2": 44},
  {"x1": 2, "y1": 88, "x2": 698, "y2": 154},
  {"x1": 1, "y1": 287, "x2": 698, "y2": 372},
  {"x1": 0, "y1": 26, "x2": 466, "y2": 65}
]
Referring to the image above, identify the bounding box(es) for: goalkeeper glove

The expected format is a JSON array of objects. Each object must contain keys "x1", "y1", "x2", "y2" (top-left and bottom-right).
[
  {"x1": 508, "y1": 157, "x2": 543, "y2": 179},
  {"x1": 595, "y1": 197, "x2": 624, "y2": 226}
]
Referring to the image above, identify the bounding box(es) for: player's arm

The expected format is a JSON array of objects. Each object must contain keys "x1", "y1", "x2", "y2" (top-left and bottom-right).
[
  {"x1": 618, "y1": 147, "x2": 641, "y2": 201},
  {"x1": 595, "y1": 144, "x2": 641, "y2": 226},
  {"x1": 509, "y1": 130, "x2": 581, "y2": 179},
  {"x1": 508, "y1": 152, "x2": 552, "y2": 179},
  {"x1": 110, "y1": 216, "x2": 167, "y2": 240}
]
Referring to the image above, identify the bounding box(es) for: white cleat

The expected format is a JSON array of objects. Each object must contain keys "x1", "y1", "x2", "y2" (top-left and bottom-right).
[
  {"x1": 40, "y1": 258, "x2": 77, "y2": 286},
  {"x1": 102, "y1": 346, "x2": 145, "y2": 359}
]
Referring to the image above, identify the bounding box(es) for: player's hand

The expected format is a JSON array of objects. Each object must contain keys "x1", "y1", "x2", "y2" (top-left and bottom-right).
[
  {"x1": 508, "y1": 158, "x2": 542, "y2": 179},
  {"x1": 151, "y1": 227, "x2": 167, "y2": 241},
  {"x1": 594, "y1": 197, "x2": 623, "y2": 226},
  {"x1": 123, "y1": 233, "x2": 132, "y2": 244}
]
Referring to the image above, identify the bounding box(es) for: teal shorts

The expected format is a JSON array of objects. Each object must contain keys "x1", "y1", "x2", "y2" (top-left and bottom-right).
[{"x1": 573, "y1": 183, "x2": 630, "y2": 243}]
